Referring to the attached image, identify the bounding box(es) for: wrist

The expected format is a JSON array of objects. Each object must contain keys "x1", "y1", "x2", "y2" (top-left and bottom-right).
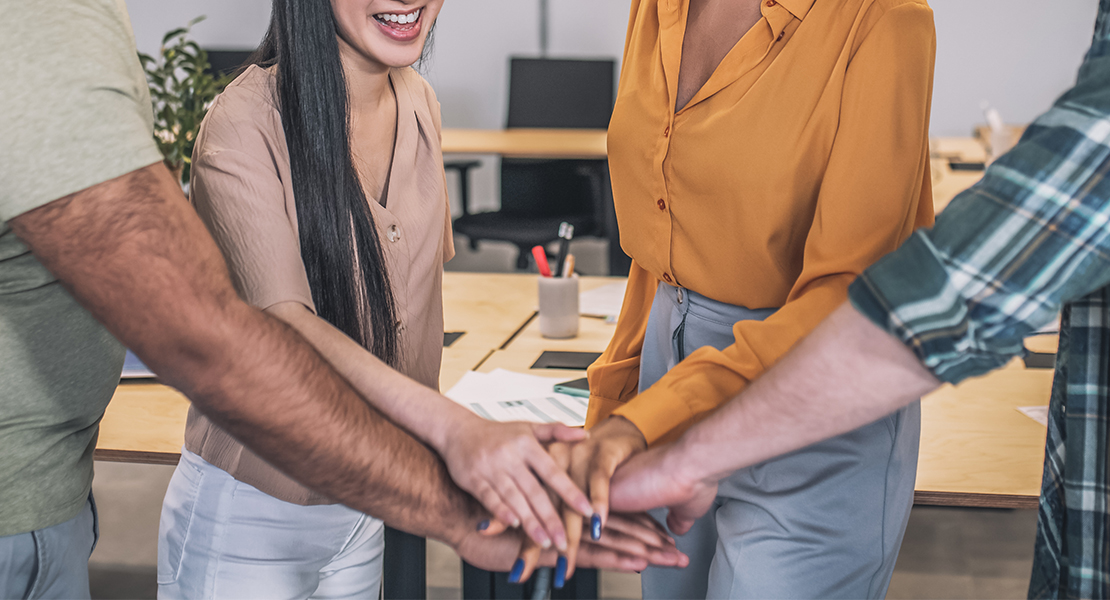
[
  {"x1": 669, "y1": 429, "x2": 711, "y2": 487},
  {"x1": 427, "y1": 400, "x2": 478, "y2": 454},
  {"x1": 605, "y1": 415, "x2": 648, "y2": 450},
  {"x1": 443, "y1": 493, "x2": 486, "y2": 551}
]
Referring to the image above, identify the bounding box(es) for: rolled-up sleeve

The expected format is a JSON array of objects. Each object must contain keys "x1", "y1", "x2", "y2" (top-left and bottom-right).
[{"x1": 849, "y1": 20, "x2": 1110, "y2": 384}]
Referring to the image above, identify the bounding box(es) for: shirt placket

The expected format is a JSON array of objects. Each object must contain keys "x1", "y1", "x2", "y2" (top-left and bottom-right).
[{"x1": 652, "y1": 0, "x2": 793, "y2": 286}]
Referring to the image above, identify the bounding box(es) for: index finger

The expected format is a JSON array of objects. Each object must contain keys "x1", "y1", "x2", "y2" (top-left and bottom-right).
[{"x1": 587, "y1": 444, "x2": 628, "y2": 532}]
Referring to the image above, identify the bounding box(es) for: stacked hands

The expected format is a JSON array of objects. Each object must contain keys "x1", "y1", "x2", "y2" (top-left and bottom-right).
[{"x1": 437, "y1": 413, "x2": 718, "y2": 586}]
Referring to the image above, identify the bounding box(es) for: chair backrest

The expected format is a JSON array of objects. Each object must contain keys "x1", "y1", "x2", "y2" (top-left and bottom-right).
[
  {"x1": 506, "y1": 58, "x2": 615, "y2": 129},
  {"x1": 500, "y1": 58, "x2": 615, "y2": 225},
  {"x1": 203, "y1": 49, "x2": 254, "y2": 79}
]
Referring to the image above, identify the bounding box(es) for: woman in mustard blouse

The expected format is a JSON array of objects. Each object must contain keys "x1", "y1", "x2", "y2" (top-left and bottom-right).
[{"x1": 568, "y1": 0, "x2": 937, "y2": 597}]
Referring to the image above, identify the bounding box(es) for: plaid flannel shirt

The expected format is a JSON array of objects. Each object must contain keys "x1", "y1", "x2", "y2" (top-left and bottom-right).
[{"x1": 848, "y1": 3, "x2": 1110, "y2": 598}]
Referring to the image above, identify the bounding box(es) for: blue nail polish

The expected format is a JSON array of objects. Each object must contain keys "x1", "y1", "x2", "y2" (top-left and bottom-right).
[
  {"x1": 509, "y1": 559, "x2": 525, "y2": 583},
  {"x1": 590, "y1": 514, "x2": 602, "y2": 540},
  {"x1": 477, "y1": 520, "x2": 490, "y2": 531},
  {"x1": 554, "y1": 556, "x2": 568, "y2": 589}
]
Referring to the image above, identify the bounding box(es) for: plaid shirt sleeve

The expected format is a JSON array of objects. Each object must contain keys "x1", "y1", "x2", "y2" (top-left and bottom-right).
[{"x1": 848, "y1": 0, "x2": 1110, "y2": 385}]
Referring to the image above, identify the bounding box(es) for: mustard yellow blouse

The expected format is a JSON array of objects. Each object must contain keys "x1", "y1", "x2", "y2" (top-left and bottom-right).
[{"x1": 586, "y1": 0, "x2": 937, "y2": 444}]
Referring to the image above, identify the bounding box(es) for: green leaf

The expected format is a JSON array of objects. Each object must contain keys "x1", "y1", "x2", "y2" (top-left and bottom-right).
[{"x1": 161, "y1": 27, "x2": 188, "y2": 45}]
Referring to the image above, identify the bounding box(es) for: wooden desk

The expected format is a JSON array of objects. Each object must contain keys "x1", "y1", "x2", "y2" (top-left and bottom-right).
[
  {"x1": 97, "y1": 383, "x2": 190, "y2": 465},
  {"x1": 441, "y1": 128, "x2": 607, "y2": 160},
  {"x1": 915, "y1": 360, "x2": 1050, "y2": 509},
  {"x1": 930, "y1": 137, "x2": 988, "y2": 214}
]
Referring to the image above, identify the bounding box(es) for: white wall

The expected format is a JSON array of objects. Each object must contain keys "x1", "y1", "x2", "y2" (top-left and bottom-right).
[
  {"x1": 929, "y1": 0, "x2": 1100, "y2": 135},
  {"x1": 125, "y1": 0, "x2": 1104, "y2": 209}
]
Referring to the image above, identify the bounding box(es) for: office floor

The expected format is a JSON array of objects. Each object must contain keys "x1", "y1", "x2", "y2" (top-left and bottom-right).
[{"x1": 89, "y1": 237, "x2": 1040, "y2": 599}]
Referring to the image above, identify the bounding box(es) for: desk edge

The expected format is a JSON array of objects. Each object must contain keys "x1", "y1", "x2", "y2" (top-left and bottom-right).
[
  {"x1": 913, "y1": 490, "x2": 1038, "y2": 509},
  {"x1": 94, "y1": 449, "x2": 181, "y2": 466}
]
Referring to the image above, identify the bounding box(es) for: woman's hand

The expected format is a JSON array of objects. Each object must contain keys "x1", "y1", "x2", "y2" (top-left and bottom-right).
[
  {"x1": 437, "y1": 415, "x2": 595, "y2": 550},
  {"x1": 492, "y1": 442, "x2": 687, "y2": 586},
  {"x1": 566, "y1": 416, "x2": 649, "y2": 534}
]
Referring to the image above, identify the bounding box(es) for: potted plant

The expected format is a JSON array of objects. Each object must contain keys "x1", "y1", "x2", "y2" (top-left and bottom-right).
[{"x1": 138, "y1": 17, "x2": 231, "y2": 187}]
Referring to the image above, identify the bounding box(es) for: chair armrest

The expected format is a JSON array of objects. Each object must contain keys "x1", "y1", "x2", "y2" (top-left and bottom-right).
[{"x1": 443, "y1": 160, "x2": 483, "y2": 217}]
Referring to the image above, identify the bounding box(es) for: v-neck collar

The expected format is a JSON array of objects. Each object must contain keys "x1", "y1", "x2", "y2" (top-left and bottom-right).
[
  {"x1": 375, "y1": 71, "x2": 400, "y2": 210},
  {"x1": 659, "y1": 0, "x2": 810, "y2": 115}
]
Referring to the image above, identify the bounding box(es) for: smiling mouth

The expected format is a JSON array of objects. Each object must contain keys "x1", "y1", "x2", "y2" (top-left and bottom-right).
[{"x1": 373, "y1": 7, "x2": 422, "y2": 30}]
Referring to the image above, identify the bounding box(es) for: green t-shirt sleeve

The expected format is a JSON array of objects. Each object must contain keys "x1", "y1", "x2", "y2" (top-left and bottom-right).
[{"x1": 0, "y1": 0, "x2": 163, "y2": 221}]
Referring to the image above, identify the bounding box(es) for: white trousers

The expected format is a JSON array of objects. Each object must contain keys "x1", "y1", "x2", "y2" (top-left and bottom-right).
[{"x1": 158, "y1": 448, "x2": 385, "y2": 600}]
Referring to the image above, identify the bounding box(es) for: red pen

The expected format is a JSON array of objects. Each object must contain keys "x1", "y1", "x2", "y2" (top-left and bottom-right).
[{"x1": 532, "y1": 245, "x2": 553, "y2": 277}]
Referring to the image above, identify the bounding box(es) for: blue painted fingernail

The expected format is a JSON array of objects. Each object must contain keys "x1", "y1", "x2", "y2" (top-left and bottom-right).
[
  {"x1": 591, "y1": 514, "x2": 602, "y2": 540},
  {"x1": 477, "y1": 520, "x2": 489, "y2": 531},
  {"x1": 554, "y1": 556, "x2": 568, "y2": 589},
  {"x1": 509, "y1": 559, "x2": 525, "y2": 583}
]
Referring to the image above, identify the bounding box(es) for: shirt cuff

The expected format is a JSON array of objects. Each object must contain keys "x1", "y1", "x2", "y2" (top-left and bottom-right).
[
  {"x1": 848, "y1": 232, "x2": 1023, "y2": 385},
  {"x1": 611, "y1": 384, "x2": 701, "y2": 446}
]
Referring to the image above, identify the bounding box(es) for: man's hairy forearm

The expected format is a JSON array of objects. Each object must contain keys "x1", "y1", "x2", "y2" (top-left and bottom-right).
[
  {"x1": 675, "y1": 303, "x2": 942, "y2": 483},
  {"x1": 10, "y1": 163, "x2": 479, "y2": 545}
]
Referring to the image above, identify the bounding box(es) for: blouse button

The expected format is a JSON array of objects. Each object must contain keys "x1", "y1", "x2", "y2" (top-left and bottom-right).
[
  {"x1": 766, "y1": 0, "x2": 776, "y2": 6},
  {"x1": 663, "y1": 273, "x2": 673, "y2": 283},
  {"x1": 387, "y1": 224, "x2": 401, "y2": 242},
  {"x1": 657, "y1": 198, "x2": 667, "y2": 211},
  {"x1": 777, "y1": 31, "x2": 786, "y2": 42},
  {"x1": 663, "y1": 126, "x2": 670, "y2": 137}
]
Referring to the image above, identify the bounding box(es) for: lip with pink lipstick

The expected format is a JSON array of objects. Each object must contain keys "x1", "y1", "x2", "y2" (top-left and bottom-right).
[{"x1": 372, "y1": 7, "x2": 424, "y2": 42}]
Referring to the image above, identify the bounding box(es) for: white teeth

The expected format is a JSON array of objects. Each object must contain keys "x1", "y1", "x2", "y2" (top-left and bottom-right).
[{"x1": 375, "y1": 8, "x2": 421, "y2": 25}]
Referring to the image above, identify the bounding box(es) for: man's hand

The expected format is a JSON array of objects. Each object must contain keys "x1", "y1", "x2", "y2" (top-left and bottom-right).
[
  {"x1": 609, "y1": 444, "x2": 717, "y2": 534},
  {"x1": 9, "y1": 163, "x2": 481, "y2": 542}
]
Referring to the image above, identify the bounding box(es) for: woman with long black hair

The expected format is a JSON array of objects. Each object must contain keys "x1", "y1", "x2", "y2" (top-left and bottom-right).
[{"x1": 153, "y1": 0, "x2": 673, "y2": 596}]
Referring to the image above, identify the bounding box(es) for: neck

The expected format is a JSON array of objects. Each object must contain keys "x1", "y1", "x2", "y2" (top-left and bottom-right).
[{"x1": 337, "y1": 37, "x2": 392, "y2": 110}]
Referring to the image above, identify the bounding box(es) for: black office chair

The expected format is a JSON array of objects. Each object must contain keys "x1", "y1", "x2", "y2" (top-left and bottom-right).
[
  {"x1": 203, "y1": 49, "x2": 254, "y2": 79},
  {"x1": 448, "y1": 58, "x2": 615, "y2": 270}
]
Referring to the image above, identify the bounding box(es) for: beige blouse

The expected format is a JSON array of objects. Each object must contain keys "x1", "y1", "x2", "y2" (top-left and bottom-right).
[{"x1": 184, "y1": 65, "x2": 454, "y2": 505}]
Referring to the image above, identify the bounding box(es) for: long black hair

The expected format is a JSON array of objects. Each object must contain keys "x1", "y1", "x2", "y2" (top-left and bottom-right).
[{"x1": 249, "y1": 0, "x2": 400, "y2": 366}]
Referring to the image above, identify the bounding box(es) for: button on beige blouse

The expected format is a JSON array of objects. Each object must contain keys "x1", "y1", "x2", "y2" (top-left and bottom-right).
[{"x1": 185, "y1": 65, "x2": 454, "y2": 505}]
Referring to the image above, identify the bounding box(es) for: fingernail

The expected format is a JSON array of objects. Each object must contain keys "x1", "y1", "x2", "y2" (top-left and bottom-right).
[
  {"x1": 477, "y1": 520, "x2": 490, "y2": 531},
  {"x1": 554, "y1": 556, "x2": 568, "y2": 589},
  {"x1": 591, "y1": 514, "x2": 602, "y2": 540},
  {"x1": 512, "y1": 518, "x2": 521, "y2": 528},
  {"x1": 555, "y1": 534, "x2": 568, "y2": 552},
  {"x1": 540, "y1": 537, "x2": 552, "y2": 550},
  {"x1": 509, "y1": 559, "x2": 525, "y2": 583}
]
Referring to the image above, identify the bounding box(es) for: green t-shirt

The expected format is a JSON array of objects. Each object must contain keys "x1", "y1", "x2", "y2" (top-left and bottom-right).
[{"x1": 0, "y1": 0, "x2": 163, "y2": 536}]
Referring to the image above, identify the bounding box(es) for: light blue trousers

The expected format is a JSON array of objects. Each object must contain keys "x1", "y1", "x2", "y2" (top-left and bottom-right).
[
  {"x1": 158, "y1": 448, "x2": 385, "y2": 600},
  {"x1": 0, "y1": 494, "x2": 97, "y2": 600},
  {"x1": 638, "y1": 283, "x2": 920, "y2": 599}
]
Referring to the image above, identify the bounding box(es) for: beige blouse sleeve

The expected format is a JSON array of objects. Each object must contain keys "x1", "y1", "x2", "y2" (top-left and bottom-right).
[{"x1": 189, "y1": 90, "x2": 316, "y2": 314}]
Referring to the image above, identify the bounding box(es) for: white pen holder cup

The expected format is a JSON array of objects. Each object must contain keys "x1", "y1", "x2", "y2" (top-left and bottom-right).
[{"x1": 538, "y1": 275, "x2": 579, "y2": 339}]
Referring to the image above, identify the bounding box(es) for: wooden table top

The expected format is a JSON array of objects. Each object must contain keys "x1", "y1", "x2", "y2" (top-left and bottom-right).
[
  {"x1": 915, "y1": 360, "x2": 1050, "y2": 509},
  {"x1": 441, "y1": 128, "x2": 607, "y2": 159}
]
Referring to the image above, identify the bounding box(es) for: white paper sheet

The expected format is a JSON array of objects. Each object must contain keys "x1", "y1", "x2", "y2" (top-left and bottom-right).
[
  {"x1": 579, "y1": 281, "x2": 627, "y2": 319},
  {"x1": 445, "y1": 369, "x2": 588, "y2": 426},
  {"x1": 1017, "y1": 406, "x2": 1049, "y2": 427}
]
